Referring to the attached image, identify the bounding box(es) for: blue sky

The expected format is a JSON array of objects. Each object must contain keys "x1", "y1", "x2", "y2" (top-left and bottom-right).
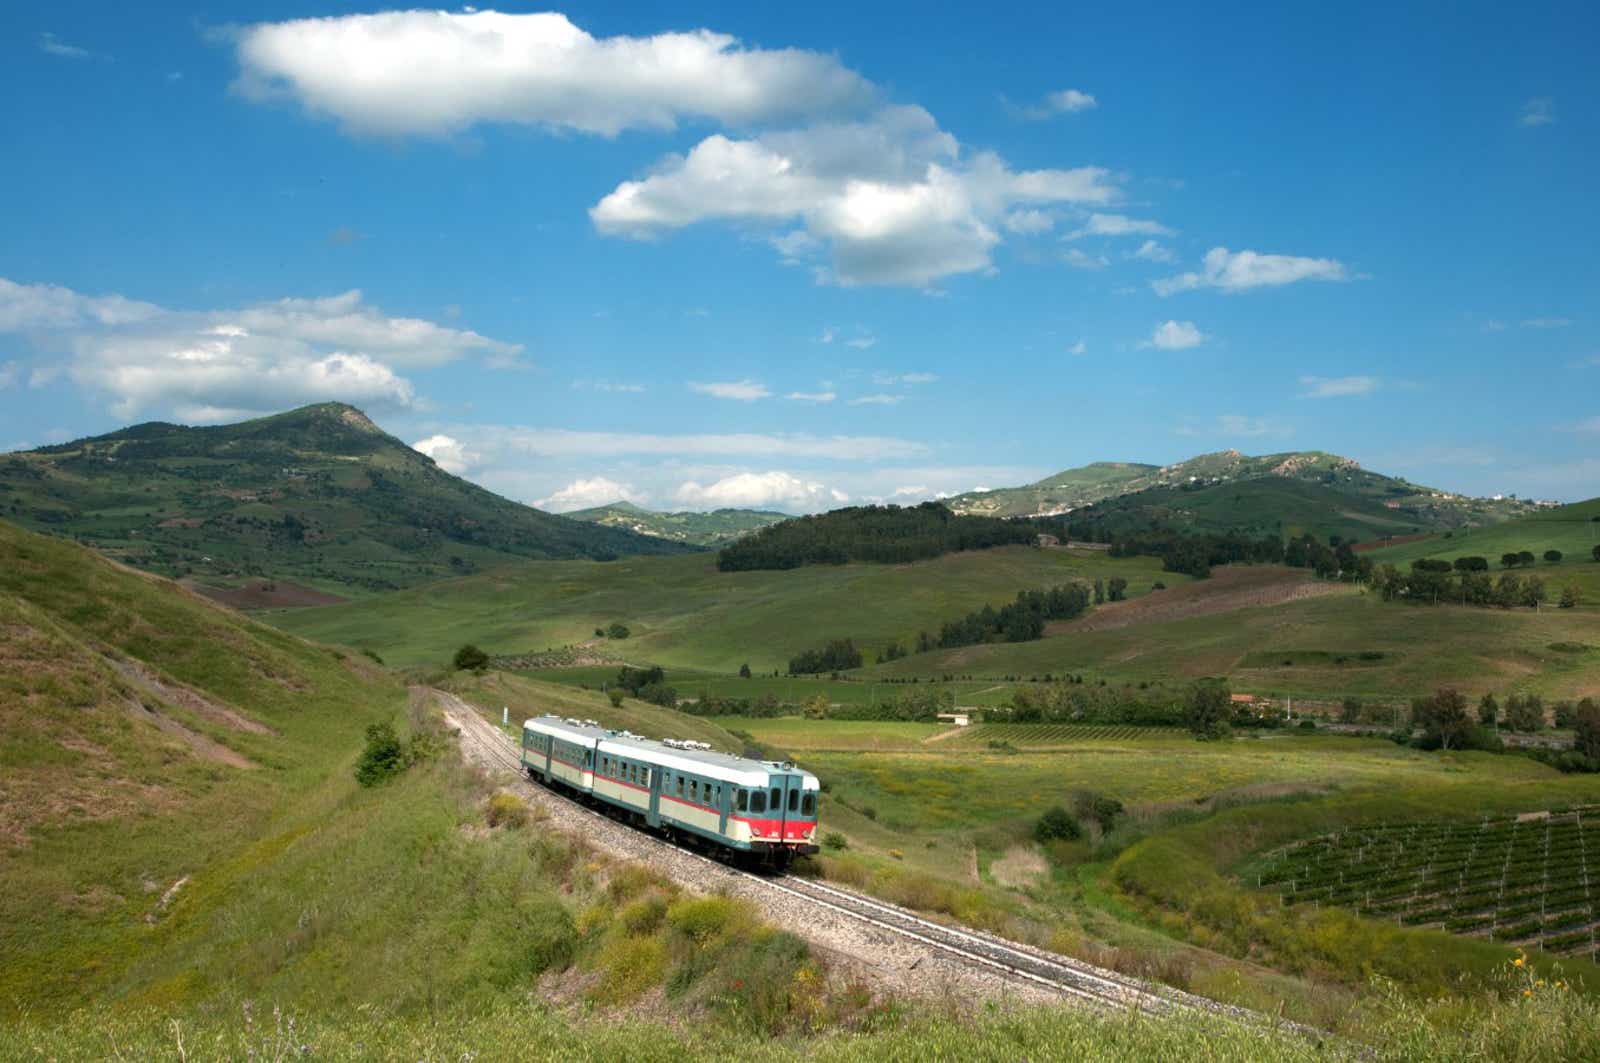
[{"x1": 2, "y1": 2, "x2": 1596, "y2": 511}]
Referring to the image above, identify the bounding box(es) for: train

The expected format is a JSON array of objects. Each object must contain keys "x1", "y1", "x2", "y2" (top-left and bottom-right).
[{"x1": 520, "y1": 714, "x2": 820, "y2": 866}]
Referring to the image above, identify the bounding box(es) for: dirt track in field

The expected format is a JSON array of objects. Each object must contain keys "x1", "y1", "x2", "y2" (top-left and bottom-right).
[
  {"x1": 1049, "y1": 565, "x2": 1346, "y2": 635},
  {"x1": 189, "y1": 579, "x2": 346, "y2": 610}
]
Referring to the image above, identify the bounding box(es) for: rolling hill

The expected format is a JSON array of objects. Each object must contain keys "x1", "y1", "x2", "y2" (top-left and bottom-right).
[
  {"x1": 0, "y1": 403, "x2": 695, "y2": 597},
  {"x1": 947, "y1": 449, "x2": 1538, "y2": 533},
  {"x1": 565, "y1": 499, "x2": 788, "y2": 546}
]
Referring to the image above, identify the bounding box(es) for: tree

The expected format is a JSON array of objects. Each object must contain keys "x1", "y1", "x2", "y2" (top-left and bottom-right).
[
  {"x1": 355, "y1": 721, "x2": 406, "y2": 786},
  {"x1": 1521, "y1": 576, "x2": 1546, "y2": 609},
  {"x1": 1340, "y1": 697, "x2": 1362, "y2": 724},
  {"x1": 1416, "y1": 687, "x2": 1472, "y2": 750},
  {"x1": 1505, "y1": 693, "x2": 1544, "y2": 732},
  {"x1": 1374, "y1": 563, "x2": 1406, "y2": 601},
  {"x1": 1502, "y1": 552, "x2": 1522, "y2": 569},
  {"x1": 1518, "y1": 550, "x2": 1536, "y2": 567},
  {"x1": 1560, "y1": 586, "x2": 1580, "y2": 609},
  {"x1": 607, "y1": 687, "x2": 625, "y2": 707},
  {"x1": 1185, "y1": 680, "x2": 1232, "y2": 741},
  {"x1": 1593, "y1": 544, "x2": 1600, "y2": 563},
  {"x1": 1575, "y1": 699, "x2": 1600, "y2": 761},
  {"x1": 452, "y1": 643, "x2": 489, "y2": 672},
  {"x1": 1033, "y1": 806, "x2": 1082, "y2": 843},
  {"x1": 1093, "y1": 578, "x2": 1105, "y2": 605},
  {"x1": 739, "y1": 662, "x2": 752, "y2": 678},
  {"x1": 606, "y1": 621, "x2": 630, "y2": 639},
  {"x1": 1454, "y1": 556, "x2": 1489, "y2": 573},
  {"x1": 1107, "y1": 576, "x2": 1128, "y2": 601},
  {"x1": 1544, "y1": 549, "x2": 1563, "y2": 564},
  {"x1": 803, "y1": 694, "x2": 831, "y2": 720},
  {"x1": 1478, "y1": 692, "x2": 1499, "y2": 727}
]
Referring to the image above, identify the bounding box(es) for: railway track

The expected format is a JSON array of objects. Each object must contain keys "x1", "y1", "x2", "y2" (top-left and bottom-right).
[{"x1": 435, "y1": 689, "x2": 1324, "y2": 1034}]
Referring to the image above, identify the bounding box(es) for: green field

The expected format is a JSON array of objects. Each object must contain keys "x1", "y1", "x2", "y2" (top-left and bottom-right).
[
  {"x1": 272, "y1": 545, "x2": 1179, "y2": 671},
  {"x1": 1366, "y1": 498, "x2": 1600, "y2": 568}
]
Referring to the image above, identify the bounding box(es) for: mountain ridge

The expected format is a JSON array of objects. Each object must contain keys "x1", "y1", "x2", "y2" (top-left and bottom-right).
[
  {"x1": 0, "y1": 402, "x2": 695, "y2": 596},
  {"x1": 564, "y1": 500, "x2": 789, "y2": 546}
]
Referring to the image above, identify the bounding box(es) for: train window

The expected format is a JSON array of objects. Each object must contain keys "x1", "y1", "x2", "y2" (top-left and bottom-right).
[
  {"x1": 788, "y1": 788, "x2": 799, "y2": 812},
  {"x1": 771, "y1": 788, "x2": 780, "y2": 810},
  {"x1": 736, "y1": 790, "x2": 748, "y2": 812},
  {"x1": 751, "y1": 790, "x2": 766, "y2": 814},
  {"x1": 677, "y1": 776, "x2": 685, "y2": 797},
  {"x1": 802, "y1": 794, "x2": 816, "y2": 816}
]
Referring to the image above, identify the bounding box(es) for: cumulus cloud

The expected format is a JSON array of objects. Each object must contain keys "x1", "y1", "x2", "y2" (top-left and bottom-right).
[
  {"x1": 675, "y1": 471, "x2": 846, "y2": 510},
  {"x1": 1013, "y1": 88, "x2": 1097, "y2": 120},
  {"x1": 1153, "y1": 247, "x2": 1347, "y2": 296},
  {"x1": 1131, "y1": 239, "x2": 1175, "y2": 263},
  {"x1": 1063, "y1": 249, "x2": 1108, "y2": 270},
  {"x1": 411, "y1": 434, "x2": 478, "y2": 474},
  {"x1": 1065, "y1": 213, "x2": 1172, "y2": 240},
  {"x1": 483, "y1": 427, "x2": 928, "y2": 461},
  {"x1": 592, "y1": 105, "x2": 1118, "y2": 286},
  {"x1": 1519, "y1": 97, "x2": 1556, "y2": 127},
  {"x1": 1300, "y1": 375, "x2": 1378, "y2": 398},
  {"x1": 1002, "y1": 209, "x2": 1055, "y2": 234},
  {"x1": 0, "y1": 277, "x2": 517, "y2": 420},
  {"x1": 536, "y1": 476, "x2": 645, "y2": 511},
  {"x1": 689, "y1": 379, "x2": 771, "y2": 401},
  {"x1": 1142, "y1": 320, "x2": 1205, "y2": 350},
  {"x1": 785, "y1": 390, "x2": 836, "y2": 403},
  {"x1": 231, "y1": 10, "x2": 873, "y2": 137},
  {"x1": 38, "y1": 33, "x2": 95, "y2": 60},
  {"x1": 848, "y1": 394, "x2": 903, "y2": 406}
]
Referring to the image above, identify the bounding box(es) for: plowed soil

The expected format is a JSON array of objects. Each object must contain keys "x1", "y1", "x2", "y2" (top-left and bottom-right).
[{"x1": 1049, "y1": 565, "x2": 1347, "y2": 635}]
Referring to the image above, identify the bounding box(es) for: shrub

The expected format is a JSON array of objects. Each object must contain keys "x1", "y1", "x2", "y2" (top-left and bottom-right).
[
  {"x1": 607, "y1": 687, "x2": 625, "y2": 708},
  {"x1": 354, "y1": 721, "x2": 406, "y2": 787},
  {"x1": 822, "y1": 831, "x2": 849, "y2": 851},
  {"x1": 452, "y1": 643, "x2": 489, "y2": 672},
  {"x1": 1560, "y1": 586, "x2": 1580, "y2": 609},
  {"x1": 485, "y1": 791, "x2": 528, "y2": 828},
  {"x1": 667, "y1": 895, "x2": 745, "y2": 946},
  {"x1": 1072, "y1": 790, "x2": 1124, "y2": 833},
  {"x1": 739, "y1": 662, "x2": 752, "y2": 678},
  {"x1": 1544, "y1": 549, "x2": 1562, "y2": 563},
  {"x1": 1034, "y1": 806, "x2": 1082, "y2": 843},
  {"x1": 606, "y1": 621, "x2": 630, "y2": 639}
]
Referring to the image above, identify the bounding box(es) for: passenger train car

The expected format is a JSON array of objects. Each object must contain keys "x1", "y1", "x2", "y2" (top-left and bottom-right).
[{"x1": 521, "y1": 715, "x2": 820, "y2": 864}]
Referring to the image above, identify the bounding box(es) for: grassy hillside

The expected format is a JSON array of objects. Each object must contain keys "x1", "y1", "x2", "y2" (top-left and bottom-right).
[
  {"x1": 1367, "y1": 497, "x2": 1600, "y2": 566},
  {"x1": 948, "y1": 449, "x2": 1535, "y2": 531},
  {"x1": 0, "y1": 517, "x2": 408, "y2": 1009},
  {"x1": 270, "y1": 546, "x2": 1179, "y2": 672},
  {"x1": 0, "y1": 402, "x2": 693, "y2": 598},
  {"x1": 566, "y1": 500, "x2": 789, "y2": 546}
]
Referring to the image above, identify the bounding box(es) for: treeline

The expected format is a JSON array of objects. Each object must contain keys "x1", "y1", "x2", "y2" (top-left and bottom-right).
[
  {"x1": 932, "y1": 583, "x2": 1093, "y2": 648},
  {"x1": 717, "y1": 501, "x2": 1037, "y2": 571},
  {"x1": 682, "y1": 686, "x2": 955, "y2": 722},
  {"x1": 993, "y1": 679, "x2": 1289, "y2": 736},
  {"x1": 614, "y1": 665, "x2": 677, "y2": 707},
  {"x1": 1373, "y1": 561, "x2": 1579, "y2": 608},
  {"x1": 787, "y1": 638, "x2": 864, "y2": 675}
]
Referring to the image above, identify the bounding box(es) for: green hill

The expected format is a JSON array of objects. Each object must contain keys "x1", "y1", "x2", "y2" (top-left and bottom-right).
[
  {"x1": 565, "y1": 499, "x2": 789, "y2": 546},
  {"x1": 1366, "y1": 497, "x2": 1600, "y2": 567},
  {"x1": 0, "y1": 403, "x2": 694, "y2": 597},
  {"x1": 948, "y1": 449, "x2": 1535, "y2": 531}
]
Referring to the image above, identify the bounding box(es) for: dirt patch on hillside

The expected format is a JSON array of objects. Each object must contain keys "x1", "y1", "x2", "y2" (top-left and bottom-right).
[
  {"x1": 1353, "y1": 532, "x2": 1434, "y2": 553},
  {"x1": 190, "y1": 579, "x2": 347, "y2": 610},
  {"x1": 107, "y1": 656, "x2": 273, "y2": 735},
  {"x1": 989, "y1": 845, "x2": 1049, "y2": 889},
  {"x1": 125, "y1": 698, "x2": 258, "y2": 769},
  {"x1": 1049, "y1": 565, "x2": 1345, "y2": 635}
]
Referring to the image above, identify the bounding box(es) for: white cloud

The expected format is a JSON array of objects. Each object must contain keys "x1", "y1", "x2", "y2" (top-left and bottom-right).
[
  {"x1": 0, "y1": 277, "x2": 518, "y2": 420},
  {"x1": 1522, "y1": 317, "x2": 1571, "y2": 329},
  {"x1": 1063, "y1": 248, "x2": 1108, "y2": 270},
  {"x1": 871, "y1": 371, "x2": 938, "y2": 386},
  {"x1": 0, "y1": 361, "x2": 17, "y2": 390},
  {"x1": 1177, "y1": 415, "x2": 1289, "y2": 439},
  {"x1": 486, "y1": 427, "x2": 929, "y2": 461},
  {"x1": 1299, "y1": 375, "x2": 1378, "y2": 398},
  {"x1": 890, "y1": 484, "x2": 930, "y2": 498},
  {"x1": 536, "y1": 476, "x2": 645, "y2": 512},
  {"x1": 674, "y1": 471, "x2": 844, "y2": 510},
  {"x1": 785, "y1": 391, "x2": 836, "y2": 403},
  {"x1": 573, "y1": 379, "x2": 646, "y2": 393},
  {"x1": 1153, "y1": 247, "x2": 1347, "y2": 296},
  {"x1": 819, "y1": 326, "x2": 837, "y2": 344},
  {"x1": 38, "y1": 33, "x2": 95, "y2": 60},
  {"x1": 1519, "y1": 97, "x2": 1556, "y2": 127},
  {"x1": 1002, "y1": 209, "x2": 1055, "y2": 235},
  {"x1": 232, "y1": 10, "x2": 874, "y2": 137},
  {"x1": 1142, "y1": 320, "x2": 1205, "y2": 350},
  {"x1": 689, "y1": 379, "x2": 771, "y2": 401},
  {"x1": 411, "y1": 434, "x2": 478, "y2": 474},
  {"x1": 1068, "y1": 340, "x2": 1087, "y2": 356},
  {"x1": 848, "y1": 394, "x2": 903, "y2": 406},
  {"x1": 591, "y1": 105, "x2": 1118, "y2": 287},
  {"x1": 1014, "y1": 88, "x2": 1097, "y2": 120},
  {"x1": 683, "y1": 307, "x2": 711, "y2": 318},
  {"x1": 845, "y1": 335, "x2": 877, "y2": 350},
  {"x1": 1481, "y1": 319, "x2": 1507, "y2": 333},
  {"x1": 1131, "y1": 239, "x2": 1175, "y2": 263},
  {"x1": 1560, "y1": 417, "x2": 1600, "y2": 434},
  {"x1": 1066, "y1": 213, "x2": 1172, "y2": 240}
]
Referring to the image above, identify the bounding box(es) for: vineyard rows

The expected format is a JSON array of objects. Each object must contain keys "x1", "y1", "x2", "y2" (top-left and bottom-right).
[
  {"x1": 954, "y1": 723, "x2": 1184, "y2": 745},
  {"x1": 1252, "y1": 808, "x2": 1600, "y2": 961}
]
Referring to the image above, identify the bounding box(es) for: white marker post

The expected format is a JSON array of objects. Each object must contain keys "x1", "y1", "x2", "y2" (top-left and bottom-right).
[{"x1": 502, "y1": 706, "x2": 508, "y2": 726}]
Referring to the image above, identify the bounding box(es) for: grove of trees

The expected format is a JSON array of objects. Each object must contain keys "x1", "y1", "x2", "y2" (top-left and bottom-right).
[{"x1": 717, "y1": 502, "x2": 1037, "y2": 571}]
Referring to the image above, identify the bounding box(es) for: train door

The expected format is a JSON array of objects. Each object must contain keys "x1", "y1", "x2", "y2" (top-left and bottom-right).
[
  {"x1": 541, "y1": 734, "x2": 552, "y2": 780},
  {"x1": 717, "y1": 782, "x2": 729, "y2": 836},
  {"x1": 647, "y1": 765, "x2": 662, "y2": 828},
  {"x1": 770, "y1": 771, "x2": 803, "y2": 842}
]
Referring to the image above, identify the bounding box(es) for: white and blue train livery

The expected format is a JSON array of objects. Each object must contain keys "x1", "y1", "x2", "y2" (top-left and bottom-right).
[{"x1": 521, "y1": 714, "x2": 820, "y2": 865}]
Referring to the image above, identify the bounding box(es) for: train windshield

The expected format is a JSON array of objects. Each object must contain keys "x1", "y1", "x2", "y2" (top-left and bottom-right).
[{"x1": 801, "y1": 793, "x2": 816, "y2": 817}]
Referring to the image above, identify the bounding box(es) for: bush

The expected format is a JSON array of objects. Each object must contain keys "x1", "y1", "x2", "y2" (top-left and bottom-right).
[
  {"x1": 1185, "y1": 680, "x2": 1232, "y2": 740},
  {"x1": 452, "y1": 643, "x2": 489, "y2": 672},
  {"x1": 354, "y1": 721, "x2": 406, "y2": 787},
  {"x1": 739, "y1": 662, "x2": 751, "y2": 678},
  {"x1": 606, "y1": 622, "x2": 630, "y2": 639},
  {"x1": 485, "y1": 791, "x2": 529, "y2": 828},
  {"x1": 1034, "y1": 806, "x2": 1082, "y2": 843},
  {"x1": 822, "y1": 831, "x2": 849, "y2": 851},
  {"x1": 607, "y1": 687, "x2": 625, "y2": 708}
]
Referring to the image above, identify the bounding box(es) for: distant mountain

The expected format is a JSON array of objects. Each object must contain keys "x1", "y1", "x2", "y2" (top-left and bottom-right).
[
  {"x1": 0, "y1": 403, "x2": 695, "y2": 596},
  {"x1": 946, "y1": 450, "x2": 1538, "y2": 535},
  {"x1": 565, "y1": 500, "x2": 789, "y2": 547}
]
